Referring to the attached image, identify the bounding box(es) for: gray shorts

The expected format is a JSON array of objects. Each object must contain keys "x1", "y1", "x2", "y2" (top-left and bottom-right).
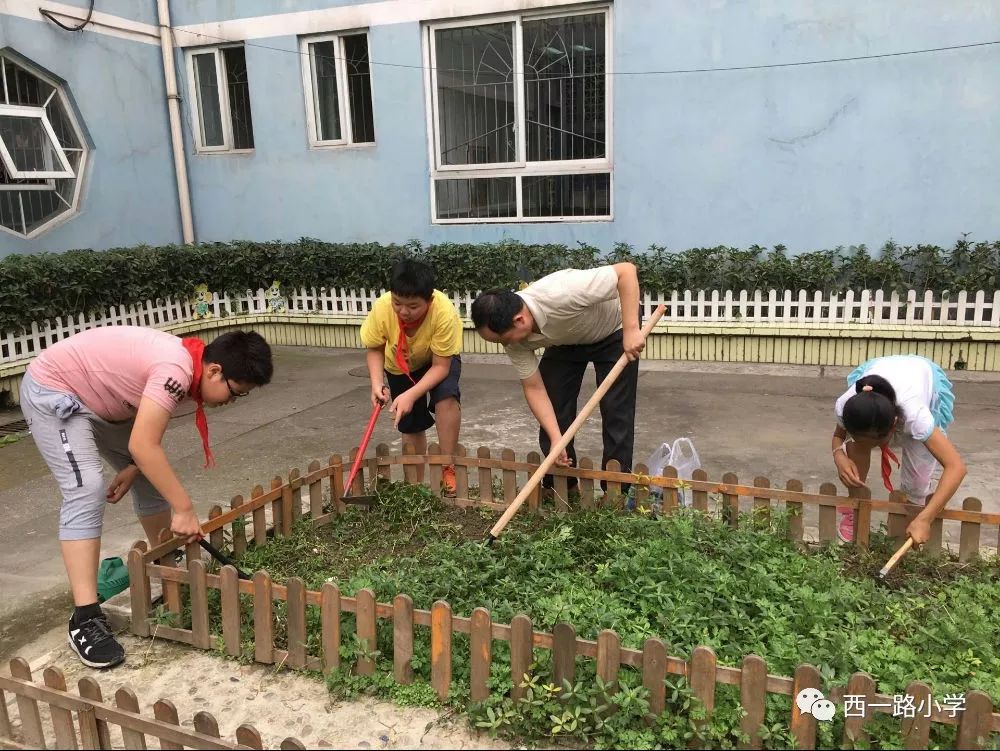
[{"x1": 19, "y1": 371, "x2": 170, "y2": 541}]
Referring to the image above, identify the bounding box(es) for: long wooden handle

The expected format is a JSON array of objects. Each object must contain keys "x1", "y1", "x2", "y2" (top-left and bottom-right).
[
  {"x1": 344, "y1": 402, "x2": 383, "y2": 492},
  {"x1": 878, "y1": 537, "x2": 914, "y2": 578},
  {"x1": 488, "y1": 305, "x2": 667, "y2": 542}
]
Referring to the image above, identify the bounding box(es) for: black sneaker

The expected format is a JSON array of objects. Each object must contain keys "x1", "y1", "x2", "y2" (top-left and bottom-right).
[{"x1": 68, "y1": 615, "x2": 125, "y2": 669}]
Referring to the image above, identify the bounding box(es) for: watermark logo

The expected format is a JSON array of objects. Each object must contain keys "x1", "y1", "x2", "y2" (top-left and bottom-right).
[
  {"x1": 796, "y1": 688, "x2": 836, "y2": 722},
  {"x1": 845, "y1": 693, "x2": 966, "y2": 719},
  {"x1": 795, "y1": 688, "x2": 967, "y2": 723}
]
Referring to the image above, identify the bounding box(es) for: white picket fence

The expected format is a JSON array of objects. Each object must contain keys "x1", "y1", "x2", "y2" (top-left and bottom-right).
[{"x1": 3, "y1": 287, "x2": 1000, "y2": 367}]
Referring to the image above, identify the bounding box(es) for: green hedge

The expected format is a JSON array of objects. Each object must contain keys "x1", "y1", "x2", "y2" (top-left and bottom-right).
[{"x1": 2, "y1": 237, "x2": 998, "y2": 333}]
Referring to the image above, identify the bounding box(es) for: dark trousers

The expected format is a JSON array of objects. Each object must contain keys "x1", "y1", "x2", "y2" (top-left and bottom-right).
[{"x1": 538, "y1": 329, "x2": 638, "y2": 489}]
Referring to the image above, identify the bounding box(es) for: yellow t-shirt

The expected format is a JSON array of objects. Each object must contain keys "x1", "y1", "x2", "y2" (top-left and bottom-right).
[{"x1": 360, "y1": 290, "x2": 463, "y2": 375}]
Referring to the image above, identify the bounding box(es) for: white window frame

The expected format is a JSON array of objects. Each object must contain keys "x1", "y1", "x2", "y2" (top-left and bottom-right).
[
  {"x1": 424, "y1": 4, "x2": 613, "y2": 223},
  {"x1": 0, "y1": 53, "x2": 89, "y2": 240},
  {"x1": 0, "y1": 177, "x2": 57, "y2": 192},
  {"x1": 186, "y1": 44, "x2": 253, "y2": 154},
  {"x1": 0, "y1": 103, "x2": 74, "y2": 179},
  {"x1": 428, "y1": 14, "x2": 523, "y2": 174},
  {"x1": 299, "y1": 31, "x2": 375, "y2": 149}
]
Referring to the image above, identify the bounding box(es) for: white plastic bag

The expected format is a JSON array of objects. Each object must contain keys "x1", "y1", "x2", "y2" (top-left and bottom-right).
[
  {"x1": 644, "y1": 438, "x2": 701, "y2": 507},
  {"x1": 645, "y1": 442, "x2": 673, "y2": 478},
  {"x1": 668, "y1": 438, "x2": 701, "y2": 482}
]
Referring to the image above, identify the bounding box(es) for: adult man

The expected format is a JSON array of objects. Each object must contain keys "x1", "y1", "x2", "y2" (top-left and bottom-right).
[{"x1": 470, "y1": 263, "x2": 644, "y2": 486}]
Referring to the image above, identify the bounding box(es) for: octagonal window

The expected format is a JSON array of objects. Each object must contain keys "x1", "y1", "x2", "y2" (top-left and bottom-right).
[{"x1": 0, "y1": 49, "x2": 89, "y2": 239}]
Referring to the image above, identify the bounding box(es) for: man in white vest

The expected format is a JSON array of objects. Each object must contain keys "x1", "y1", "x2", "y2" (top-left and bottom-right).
[{"x1": 471, "y1": 263, "x2": 644, "y2": 490}]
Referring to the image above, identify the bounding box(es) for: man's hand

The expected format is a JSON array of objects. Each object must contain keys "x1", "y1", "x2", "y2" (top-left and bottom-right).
[
  {"x1": 906, "y1": 516, "x2": 932, "y2": 546},
  {"x1": 171, "y1": 508, "x2": 203, "y2": 544},
  {"x1": 834, "y1": 452, "x2": 865, "y2": 488},
  {"x1": 390, "y1": 390, "x2": 417, "y2": 428},
  {"x1": 547, "y1": 433, "x2": 573, "y2": 467},
  {"x1": 106, "y1": 465, "x2": 141, "y2": 504},
  {"x1": 622, "y1": 328, "x2": 645, "y2": 361},
  {"x1": 371, "y1": 384, "x2": 390, "y2": 409},
  {"x1": 554, "y1": 449, "x2": 573, "y2": 467}
]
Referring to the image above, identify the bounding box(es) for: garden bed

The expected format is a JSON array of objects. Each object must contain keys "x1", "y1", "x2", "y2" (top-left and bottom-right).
[{"x1": 127, "y1": 448, "x2": 1000, "y2": 749}]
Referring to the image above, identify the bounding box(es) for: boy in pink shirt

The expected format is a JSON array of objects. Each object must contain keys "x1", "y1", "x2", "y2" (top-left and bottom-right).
[{"x1": 21, "y1": 326, "x2": 273, "y2": 668}]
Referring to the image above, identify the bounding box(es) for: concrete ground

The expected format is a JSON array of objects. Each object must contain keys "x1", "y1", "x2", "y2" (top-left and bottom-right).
[
  {"x1": 6, "y1": 634, "x2": 509, "y2": 750},
  {"x1": 2, "y1": 346, "x2": 998, "y2": 744}
]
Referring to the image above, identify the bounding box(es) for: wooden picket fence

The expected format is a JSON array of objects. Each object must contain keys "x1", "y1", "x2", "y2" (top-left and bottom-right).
[
  {"x1": 0, "y1": 658, "x2": 304, "y2": 749},
  {"x1": 4, "y1": 287, "x2": 1000, "y2": 366},
  {"x1": 119, "y1": 446, "x2": 1000, "y2": 749}
]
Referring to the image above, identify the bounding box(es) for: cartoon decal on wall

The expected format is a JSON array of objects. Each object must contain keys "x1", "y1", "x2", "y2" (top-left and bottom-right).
[
  {"x1": 192, "y1": 284, "x2": 214, "y2": 319},
  {"x1": 265, "y1": 280, "x2": 288, "y2": 313}
]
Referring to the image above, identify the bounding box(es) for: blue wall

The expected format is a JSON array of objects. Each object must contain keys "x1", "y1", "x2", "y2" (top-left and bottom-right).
[
  {"x1": 169, "y1": 0, "x2": 386, "y2": 26},
  {"x1": 177, "y1": 24, "x2": 434, "y2": 247},
  {"x1": 0, "y1": 14, "x2": 181, "y2": 254},
  {"x1": 2, "y1": 0, "x2": 999, "y2": 256},
  {"x1": 40, "y1": 0, "x2": 156, "y2": 24}
]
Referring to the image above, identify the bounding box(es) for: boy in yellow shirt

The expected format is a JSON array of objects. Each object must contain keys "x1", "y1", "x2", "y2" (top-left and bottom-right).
[{"x1": 361, "y1": 259, "x2": 463, "y2": 495}]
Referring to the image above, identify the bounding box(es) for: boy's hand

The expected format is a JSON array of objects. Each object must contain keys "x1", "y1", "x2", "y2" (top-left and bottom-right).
[
  {"x1": 371, "y1": 385, "x2": 390, "y2": 408},
  {"x1": 390, "y1": 391, "x2": 417, "y2": 428},
  {"x1": 106, "y1": 465, "x2": 141, "y2": 504},
  {"x1": 171, "y1": 508, "x2": 203, "y2": 544}
]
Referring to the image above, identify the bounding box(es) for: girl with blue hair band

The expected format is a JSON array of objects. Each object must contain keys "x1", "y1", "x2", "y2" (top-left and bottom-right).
[{"x1": 831, "y1": 355, "x2": 965, "y2": 545}]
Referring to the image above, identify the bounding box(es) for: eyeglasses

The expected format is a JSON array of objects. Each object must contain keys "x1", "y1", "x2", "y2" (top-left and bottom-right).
[{"x1": 226, "y1": 379, "x2": 250, "y2": 399}]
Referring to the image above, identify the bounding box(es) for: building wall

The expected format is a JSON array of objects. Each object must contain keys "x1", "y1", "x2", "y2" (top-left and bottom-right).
[
  {"x1": 0, "y1": 12, "x2": 182, "y2": 253},
  {"x1": 1, "y1": 0, "x2": 998, "y2": 256}
]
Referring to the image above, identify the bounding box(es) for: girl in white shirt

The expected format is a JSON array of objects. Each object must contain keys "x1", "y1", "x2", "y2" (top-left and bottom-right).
[{"x1": 831, "y1": 355, "x2": 965, "y2": 544}]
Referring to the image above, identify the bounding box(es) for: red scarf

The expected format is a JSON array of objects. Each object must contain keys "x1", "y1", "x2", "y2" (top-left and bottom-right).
[
  {"x1": 880, "y1": 444, "x2": 899, "y2": 492},
  {"x1": 394, "y1": 302, "x2": 431, "y2": 385},
  {"x1": 181, "y1": 337, "x2": 216, "y2": 469}
]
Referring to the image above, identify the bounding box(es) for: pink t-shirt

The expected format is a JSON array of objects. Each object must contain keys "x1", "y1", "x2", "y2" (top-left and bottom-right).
[{"x1": 28, "y1": 326, "x2": 194, "y2": 422}]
